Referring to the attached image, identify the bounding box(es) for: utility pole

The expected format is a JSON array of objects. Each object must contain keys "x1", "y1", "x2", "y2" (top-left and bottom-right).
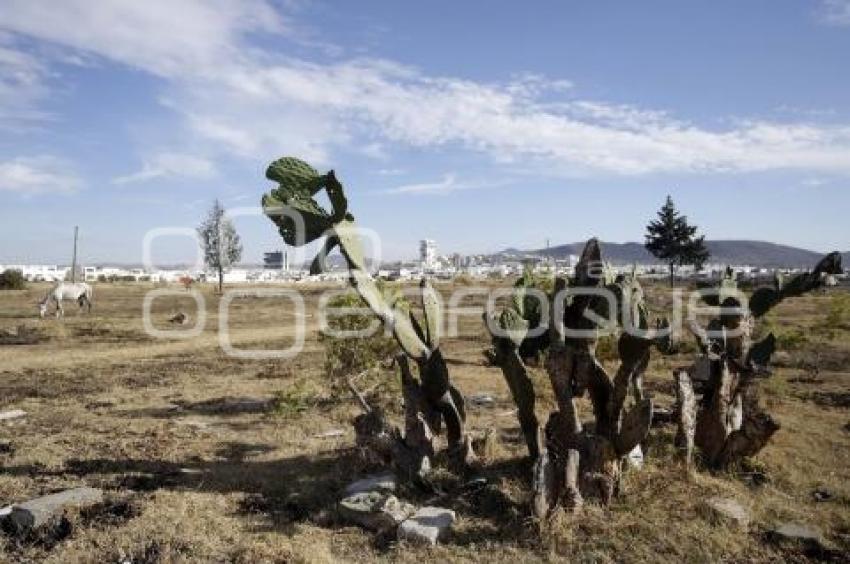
[{"x1": 71, "y1": 226, "x2": 78, "y2": 283}]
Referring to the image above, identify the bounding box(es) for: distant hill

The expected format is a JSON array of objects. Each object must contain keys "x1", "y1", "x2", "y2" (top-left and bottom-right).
[{"x1": 504, "y1": 240, "x2": 845, "y2": 269}]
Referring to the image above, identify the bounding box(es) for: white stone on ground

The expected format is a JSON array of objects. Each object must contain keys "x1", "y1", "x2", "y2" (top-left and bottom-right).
[
  {"x1": 0, "y1": 487, "x2": 103, "y2": 535},
  {"x1": 338, "y1": 491, "x2": 415, "y2": 532},
  {"x1": 397, "y1": 506, "x2": 456, "y2": 545}
]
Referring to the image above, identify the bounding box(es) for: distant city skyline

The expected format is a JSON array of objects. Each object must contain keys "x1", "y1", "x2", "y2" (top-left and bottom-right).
[
  {"x1": 3, "y1": 237, "x2": 845, "y2": 271},
  {"x1": 2, "y1": 1, "x2": 850, "y2": 264}
]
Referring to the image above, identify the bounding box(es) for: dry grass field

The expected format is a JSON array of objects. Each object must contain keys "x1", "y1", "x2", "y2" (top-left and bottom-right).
[{"x1": 1, "y1": 281, "x2": 848, "y2": 563}]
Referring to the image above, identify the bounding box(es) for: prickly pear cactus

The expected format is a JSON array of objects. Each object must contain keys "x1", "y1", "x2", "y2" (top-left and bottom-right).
[
  {"x1": 486, "y1": 239, "x2": 671, "y2": 515},
  {"x1": 261, "y1": 156, "x2": 472, "y2": 473},
  {"x1": 536, "y1": 240, "x2": 662, "y2": 513},
  {"x1": 483, "y1": 266, "x2": 551, "y2": 460},
  {"x1": 677, "y1": 252, "x2": 843, "y2": 469}
]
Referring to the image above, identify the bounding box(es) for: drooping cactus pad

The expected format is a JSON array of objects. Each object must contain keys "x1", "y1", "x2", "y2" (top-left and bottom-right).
[{"x1": 261, "y1": 156, "x2": 350, "y2": 246}]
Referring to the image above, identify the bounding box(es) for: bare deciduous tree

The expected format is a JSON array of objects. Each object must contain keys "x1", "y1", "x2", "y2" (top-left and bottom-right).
[{"x1": 197, "y1": 200, "x2": 242, "y2": 293}]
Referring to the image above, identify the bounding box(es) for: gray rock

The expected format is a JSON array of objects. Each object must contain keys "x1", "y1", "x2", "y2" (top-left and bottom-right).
[
  {"x1": 702, "y1": 497, "x2": 750, "y2": 530},
  {"x1": 344, "y1": 472, "x2": 397, "y2": 497},
  {"x1": 0, "y1": 487, "x2": 103, "y2": 535},
  {"x1": 397, "y1": 506, "x2": 456, "y2": 545},
  {"x1": 771, "y1": 522, "x2": 822, "y2": 544},
  {"x1": 339, "y1": 492, "x2": 415, "y2": 532}
]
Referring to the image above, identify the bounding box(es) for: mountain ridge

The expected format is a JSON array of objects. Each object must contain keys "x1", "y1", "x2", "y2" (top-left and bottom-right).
[{"x1": 501, "y1": 240, "x2": 848, "y2": 269}]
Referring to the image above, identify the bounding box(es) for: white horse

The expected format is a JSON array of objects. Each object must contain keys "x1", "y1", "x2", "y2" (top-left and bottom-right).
[{"x1": 38, "y1": 282, "x2": 93, "y2": 318}]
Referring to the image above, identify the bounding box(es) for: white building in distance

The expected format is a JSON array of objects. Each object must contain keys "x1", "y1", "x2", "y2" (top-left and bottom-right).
[
  {"x1": 420, "y1": 239, "x2": 437, "y2": 269},
  {"x1": 0, "y1": 264, "x2": 69, "y2": 282}
]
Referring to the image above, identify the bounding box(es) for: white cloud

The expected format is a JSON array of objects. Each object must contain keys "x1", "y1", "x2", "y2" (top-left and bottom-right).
[
  {"x1": 383, "y1": 174, "x2": 499, "y2": 195},
  {"x1": 0, "y1": 156, "x2": 81, "y2": 194},
  {"x1": 801, "y1": 177, "x2": 827, "y2": 187},
  {"x1": 0, "y1": 0, "x2": 285, "y2": 77},
  {"x1": 2, "y1": 1, "x2": 850, "y2": 178},
  {"x1": 0, "y1": 40, "x2": 52, "y2": 129},
  {"x1": 357, "y1": 142, "x2": 389, "y2": 160},
  {"x1": 214, "y1": 59, "x2": 850, "y2": 176},
  {"x1": 112, "y1": 152, "x2": 216, "y2": 185},
  {"x1": 819, "y1": 0, "x2": 850, "y2": 25},
  {"x1": 385, "y1": 174, "x2": 459, "y2": 195}
]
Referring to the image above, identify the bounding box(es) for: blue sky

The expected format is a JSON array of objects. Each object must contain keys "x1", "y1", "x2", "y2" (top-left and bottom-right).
[{"x1": 1, "y1": 0, "x2": 849, "y2": 265}]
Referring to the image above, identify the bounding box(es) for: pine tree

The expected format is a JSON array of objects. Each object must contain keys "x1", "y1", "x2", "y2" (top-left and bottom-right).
[
  {"x1": 197, "y1": 200, "x2": 243, "y2": 293},
  {"x1": 644, "y1": 195, "x2": 709, "y2": 287}
]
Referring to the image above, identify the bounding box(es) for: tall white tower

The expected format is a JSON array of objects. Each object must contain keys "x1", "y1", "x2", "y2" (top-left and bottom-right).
[{"x1": 419, "y1": 239, "x2": 437, "y2": 269}]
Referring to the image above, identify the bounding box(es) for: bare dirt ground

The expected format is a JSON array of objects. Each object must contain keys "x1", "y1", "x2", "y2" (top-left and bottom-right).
[{"x1": 1, "y1": 282, "x2": 848, "y2": 563}]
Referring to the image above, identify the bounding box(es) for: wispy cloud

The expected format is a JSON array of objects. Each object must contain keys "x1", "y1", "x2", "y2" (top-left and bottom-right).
[
  {"x1": 819, "y1": 0, "x2": 850, "y2": 26},
  {"x1": 377, "y1": 168, "x2": 405, "y2": 176},
  {"x1": 357, "y1": 142, "x2": 389, "y2": 160},
  {"x1": 385, "y1": 174, "x2": 460, "y2": 195},
  {"x1": 3, "y1": 1, "x2": 850, "y2": 178},
  {"x1": 801, "y1": 177, "x2": 828, "y2": 187},
  {"x1": 174, "y1": 57, "x2": 850, "y2": 177},
  {"x1": 112, "y1": 152, "x2": 216, "y2": 185},
  {"x1": 0, "y1": 156, "x2": 81, "y2": 194},
  {"x1": 0, "y1": 0, "x2": 286, "y2": 77},
  {"x1": 0, "y1": 39, "x2": 52, "y2": 129},
  {"x1": 383, "y1": 174, "x2": 502, "y2": 195}
]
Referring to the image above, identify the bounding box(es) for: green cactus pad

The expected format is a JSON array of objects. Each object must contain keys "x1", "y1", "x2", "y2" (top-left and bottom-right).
[
  {"x1": 265, "y1": 157, "x2": 323, "y2": 192},
  {"x1": 262, "y1": 157, "x2": 350, "y2": 247},
  {"x1": 498, "y1": 308, "x2": 530, "y2": 348}
]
